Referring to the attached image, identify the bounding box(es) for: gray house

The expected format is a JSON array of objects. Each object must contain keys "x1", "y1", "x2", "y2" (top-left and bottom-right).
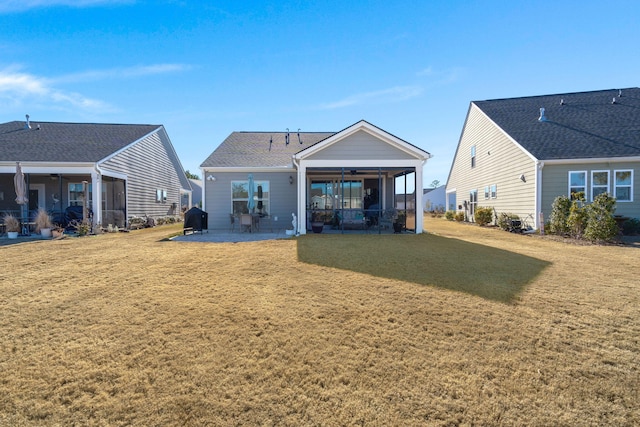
[
  {"x1": 0, "y1": 118, "x2": 191, "y2": 229},
  {"x1": 201, "y1": 120, "x2": 431, "y2": 234},
  {"x1": 446, "y1": 88, "x2": 640, "y2": 228}
]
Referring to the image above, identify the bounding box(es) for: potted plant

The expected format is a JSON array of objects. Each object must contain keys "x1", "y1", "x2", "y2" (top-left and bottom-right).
[
  {"x1": 393, "y1": 210, "x2": 406, "y2": 233},
  {"x1": 34, "y1": 208, "x2": 53, "y2": 237},
  {"x1": 3, "y1": 213, "x2": 20, "y2": 239},
  {"x1": 52, "y1": 225, "x2": 65, "y2": 238}
]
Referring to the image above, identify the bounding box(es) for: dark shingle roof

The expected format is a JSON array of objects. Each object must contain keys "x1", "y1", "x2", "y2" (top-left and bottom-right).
[
  {"x1": 0, "y1": 121, "x2": 160, "y2": 162},
  {"x1": 200, "y1": 131, "x2": 335, "y2": 168},
  {"x1": 474, "y1": 88, "x2": 640, "y2": 160}
]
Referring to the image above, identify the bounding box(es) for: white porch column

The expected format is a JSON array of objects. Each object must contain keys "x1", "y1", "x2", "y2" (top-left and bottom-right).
[
  {"x1": 415, "y1": 161, "x2": 424, "y2": 233},
  {"x1": 91, "y1": 170, "x2": 102, "y2": 227},
  {"x1": 297, "y1": 164, "x2": 307, "y2": 234}
]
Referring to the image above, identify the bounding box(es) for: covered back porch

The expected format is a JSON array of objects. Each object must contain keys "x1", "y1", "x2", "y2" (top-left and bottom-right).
[{"x1": 300, "y1": 166, "x2": 421, "y2": 235}]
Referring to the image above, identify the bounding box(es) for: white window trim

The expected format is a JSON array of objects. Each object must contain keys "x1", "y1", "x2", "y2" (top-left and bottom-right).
[
  {"x1": 590, "y1": 170, "x2": 610, "y2": 201},
  {"x1": 471, "y1": 145, "x2": 476, "y2": 168},
  {"x1": 490, "y1": 184, "x2": 497, "y2": 199},
  {"x1": 614, "y1": 169, "x2": 634, "y2": 202},
  {"x1": 484, "y1": 185, "x2": 489, "y2": 200},
  {"x1": 568, "y1": 170, "x2": 587, "y2": 199}
]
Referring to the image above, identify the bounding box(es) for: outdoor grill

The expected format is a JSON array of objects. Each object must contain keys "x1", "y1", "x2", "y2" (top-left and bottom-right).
[{"x1": 183, "y1": 207, "x2": 208, "y2": 234}]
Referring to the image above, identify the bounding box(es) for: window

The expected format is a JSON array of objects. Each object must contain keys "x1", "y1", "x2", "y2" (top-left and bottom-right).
[
  {"x1": 447, "y1": 192, "x2": 456, "y2": 211},
  {"x1": 490, "y1": 184, "x2": 497, "y2": 199},
  {"x1": 469, "y1": 189, "x2": 478, "y2": 218},
  {"x1": 568, "y1": 171, "x2": 586, "y2": 200},
  {"x1": 156, "y1": 189, "x2": 167, "y2": 203},
  {"x1": 591, "y1": 170, "x2": 609, "y2": 200},
  {"x1": 484, "y1": 186, "x2": 489, "y2": 200},
  {"x1": 614, "y1": 170, "x2": 633, "y2": 202},
  {"x1": 232, "y1": 180, "x2": 270, "y2": 215},
  {"x1": 69, "y1": 183, "x2": 92, "y2": 206},
  {"x1": 471, "y1": 145, "x2": 476, "y2": 168}
]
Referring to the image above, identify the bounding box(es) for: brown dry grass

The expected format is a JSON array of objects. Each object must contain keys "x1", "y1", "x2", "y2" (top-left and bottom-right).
[{"x1": 0, "y1": 218, "x2": 638, "y2": 426}]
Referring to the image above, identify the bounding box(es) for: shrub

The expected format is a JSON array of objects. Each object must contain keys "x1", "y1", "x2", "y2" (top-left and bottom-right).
[
  {"x1": 3, "y1": 213, "x2": 20, "y2": 232},
  {"x1": 71, "y1": 220, "x2": 91, "y2": 236},
  {"x1": 34, "y1": 208, "x2": 53, "y2": 233},
  {"x1": 567, "y1": 196, "x2": 587, "y2": 239},
  {"x1": 444, "y1": 210, "x2": 455, "y2": 221},
  {"x1": 454, "y1": 211, "x2": 465, "y2": 222},
  {"x1": 622, "y1": 218, "x2": 640, "y2": 235},
  {"x1": 548, "y1": 195, "x2": 571, "y2": 235},
  {"x1": 474, "y1": 206, "x2": 493, "y2": 226},
  {"x1": 497, "y1": 213, "x2": 519, "y2": 231},
  {"x1": 584, "y1": 193, "x2": 618, "y2": 242}
]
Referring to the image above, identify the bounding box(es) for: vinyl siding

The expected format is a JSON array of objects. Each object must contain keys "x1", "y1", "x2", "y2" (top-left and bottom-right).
[
  {"x1": 541, "y1": 162, "x2": 640, "y2": 219},
  {"x1": 307, "y1": 130, "x2": 415, "y2": 161},
  {"x1": 100, "y1": 129, "x2": 186, "y2": 219},
  {"x1": 447, "y1": 103, "x2": 537, "y2": 222},
  {"x1": 204, "y1": 172, "x2": 296, "y2": 230}
]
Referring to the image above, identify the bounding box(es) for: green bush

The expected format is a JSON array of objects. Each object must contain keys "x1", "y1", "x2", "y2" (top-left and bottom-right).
[
  {"x1": 497, "y1": 213, "x2": 519, "y2": 231},
  {"x1": 474, "y1": 206, "x2": 493, "y2": 226},
  {"x1": 584, "y1": 193, "x2": 618, "y2": 242},
  {"x1": 567, "y1": 194, "x2": 587, "y2": 238},
  {"x1": 548, "y1": 195, "x2": 571, "y2": 235},
  {"x1": 444, "y1": 210, "x2": 455, "y2": 221},
  {"x1": 454, "y1": 211, "x2": 465, "y2": 222},
  {"x1": 622, "y1": 218, "x2": 640, "y2": 235}
]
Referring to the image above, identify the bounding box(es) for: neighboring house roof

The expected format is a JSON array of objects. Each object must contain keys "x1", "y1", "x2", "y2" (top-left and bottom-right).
[
  {"x1": 474, "y1": 87, "x2": 640, "y2": 160},
  {"x1": 201, "y1": 131, "x2": 334, "y2": 168},
  {"x1": 0, "y1": 120, "x2": 161, "y2": 162}
]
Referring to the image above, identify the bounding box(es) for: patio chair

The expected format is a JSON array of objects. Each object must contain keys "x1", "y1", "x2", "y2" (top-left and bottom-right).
[
  {"x1": 229, "y1": 213, "x2": 236, "y2": 232},
  {"x1": 240, "y1": 214, "x2": 253, "y2": 232}
]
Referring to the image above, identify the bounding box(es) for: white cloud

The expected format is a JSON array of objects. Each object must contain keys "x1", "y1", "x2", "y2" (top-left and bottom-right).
[
  {"x1": 0, "y1": 0, "x2": 133, "y2": 13},
  {"x1": 417, "y1": 66, "x2": 464, "y2": 84},
  {"x1": 319, "y1": 85, "x2": 423, "y2": 110},
  {"x1": 0, "y1": 66, "x2": 110, "y2": 111},
  {"x1": 50, "y1": 63, "x2": 192, "y2": 84}
]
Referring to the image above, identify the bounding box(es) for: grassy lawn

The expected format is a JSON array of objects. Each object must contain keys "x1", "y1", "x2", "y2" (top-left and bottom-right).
[{"x1": 0, "y1": 218, "x2": 638, "y2": 426}]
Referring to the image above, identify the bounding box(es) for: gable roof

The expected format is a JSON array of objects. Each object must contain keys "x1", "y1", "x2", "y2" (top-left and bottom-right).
[
  {"x1": 474, "y1": 87, "x2": 640, "y2": 160},
  {"x1": 200, "y1": 131, "x2": 335, "y2": 168},
  {"x1": 0, "y1": 121, "x2": 161, "y2": 163},
  {"x1": 295, "y1": 120, "x2": 431, "y2": 161}
]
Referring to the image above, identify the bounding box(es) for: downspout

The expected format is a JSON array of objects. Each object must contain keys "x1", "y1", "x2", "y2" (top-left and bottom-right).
[{"x1": 535, "y1": 160, "x2": 544, "y2": 230}]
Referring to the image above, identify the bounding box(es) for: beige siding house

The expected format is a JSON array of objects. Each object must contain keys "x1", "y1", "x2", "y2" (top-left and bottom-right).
[
  {"x1": 201, "y1": 120, "x2": 431, "y2": 234},
  {"x1": 447, "y1": 88, "x2": 640, "y2": 228}
]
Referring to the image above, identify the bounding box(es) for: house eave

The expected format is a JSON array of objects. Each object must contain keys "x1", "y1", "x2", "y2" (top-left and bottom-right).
[{"x1": 541, "y1": 156, "x2": 640, "y2": 165}]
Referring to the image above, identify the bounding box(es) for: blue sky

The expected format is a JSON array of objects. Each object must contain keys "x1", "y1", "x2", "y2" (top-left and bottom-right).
[{"x1": 1, "y1": 0, "x2": 639, "y2": 187}]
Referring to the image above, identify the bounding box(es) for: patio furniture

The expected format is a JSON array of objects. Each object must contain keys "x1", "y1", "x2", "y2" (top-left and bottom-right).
[{"x1": 240, "y1": 214, "x2": 253, "y2": 232}]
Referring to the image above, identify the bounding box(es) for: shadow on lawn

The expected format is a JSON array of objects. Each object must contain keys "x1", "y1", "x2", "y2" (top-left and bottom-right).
[{"x1": 297, "y1": 233, "x2": 550, "y2": 303}]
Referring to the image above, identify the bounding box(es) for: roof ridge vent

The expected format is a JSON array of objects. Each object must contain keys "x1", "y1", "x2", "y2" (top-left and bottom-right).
[
  {"x1": 25, "y1": 114, "x2": 31, "y2": 130},
  {"x1": 538, "y1": 107, "x2": 547, "y2": 122}
]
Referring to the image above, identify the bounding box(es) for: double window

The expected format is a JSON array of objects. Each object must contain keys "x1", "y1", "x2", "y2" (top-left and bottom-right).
[
  {"x1": 232, "y1": 180, "x2": 270, "y2": 215},
  {"x1": 483, "y1": 184, "x2": 497, "y2": 200}
]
